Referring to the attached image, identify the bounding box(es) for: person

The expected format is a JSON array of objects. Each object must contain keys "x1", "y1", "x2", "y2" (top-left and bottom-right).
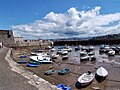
[{"x1": 0, "y1": 42, "x2": 3, "y2": 48}]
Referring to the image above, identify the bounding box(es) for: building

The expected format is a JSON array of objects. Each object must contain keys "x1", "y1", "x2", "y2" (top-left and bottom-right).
[
  {"x1": 0, "y1": 30, "x2": 14, "y2": 46},
  {"x1": 14, "y1": 37, "x2": 24, "y2": 45}
]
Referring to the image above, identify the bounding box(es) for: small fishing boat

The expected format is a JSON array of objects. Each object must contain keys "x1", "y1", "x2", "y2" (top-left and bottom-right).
[
  {"x1": 30, "y1": 55, "x2": 52, "y2": 64},
  {"x1": 62, "y1": 55, "x2": 68, "y2": 60},
  {"x1": 108, "y1": 50, "x2": 115, "y2": 56},
  {"x1": 18, "y1": 55, "x2": 27, "y2": 58},
  {"x1": 58, "y1": 68, "x2": 71, "y2": 75},
  {"x1": 75, "y1": 46, "x2": 80, "y2": 51},
  {"x1": 89, "y1": 55, "x2": 96, "y2": 61},
  {"x1": 27, "y1": 63, "x2": 39, "y2": 67},
  {"x1": 44, "y1": 69, "x2": 56, "y2": 75},
  {"x1": 75, "y1": 71, "x2": 94, "y2": 88},
  {"x1": 17, "y1": 60, "x2": 27, "y2": 64},
  {"x1": 29, "y1": 60, "x2": 40, "y2": 65},
  {"x1": 95, "y1": 66, "x2": 108, "y2": 82},
  {"x1": 61, "y1": 50, "x2": 68, "y2": 55},
  {"x1": 80, "y1": 51, "x2": 89, "y2": 61},
  {"x1": 50, "y1": 48, "x2": 56, "y2": 52},
  {"x1": 51, "y1": 53, "x2": 59, "y2": 59},
  {"x1": 57, "y1": 84, "x2": 70, "y2": 90},
  {"x1": 89, "y1": 46, "x2": 95, "y2": 51}
]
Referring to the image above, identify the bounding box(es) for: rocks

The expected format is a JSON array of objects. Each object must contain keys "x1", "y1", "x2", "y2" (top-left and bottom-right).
[{"x1": 92, "y1": 86, "x2": 100, "y2": 90}]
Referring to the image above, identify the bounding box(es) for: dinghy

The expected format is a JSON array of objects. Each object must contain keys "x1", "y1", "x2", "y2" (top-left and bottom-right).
[
  {"x1": 75, "y1": 71, "x2": 94, "y2": 88},
  {"x1": 44, "y1": 69, "x2": 56, "y2": 75},
  {"x1": 27, "y1": 63, "x2": 39, "y2": 67},
  {"x1": 95, "y1": 66, "x2": 108, "y2": 82},
  {"x1": 58, "y1": 68, "x2": 71, "y2": 75},
  {"x1": 17, "y1": 60, "x2": 27, "y2": 64},
  {"x1": 108, "y1": 50, "x2": 115, "y2": 56},
  {"x1": 62, "y1": 55, "x2": 68, "y2": 60},
  {"x1": 57, "y1": 84, "x2": 70, "y2": 90}
]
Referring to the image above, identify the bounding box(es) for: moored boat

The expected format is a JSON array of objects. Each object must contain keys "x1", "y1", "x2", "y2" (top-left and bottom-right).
[
  {"x1": 95, "y1": 66, "x2": 108, "y2": 82},
  {"x1": 80, "y1": 51, "x2": 89, "y2": 61},
  {"x1": 58, "y1": 68, "x2": 71, "y2": 75},
  {"x1": 62, "y1": 55, "x2": 68, "y2": 60},
  {"x1": 27, "y1": 63, "x2": 39, "y2": 67},
  {"x1": 57, "y1": 84, "x2": 70, "y2": 90},
  {"x1": 107, "y1": 50, "x2": 115, "y2": 56},
  {"x1": 75, "y1": 71, "x2": 94, "y2": 88},
  {"x1": 44, "y1": 69, "x2": 56, "y2": 75}
]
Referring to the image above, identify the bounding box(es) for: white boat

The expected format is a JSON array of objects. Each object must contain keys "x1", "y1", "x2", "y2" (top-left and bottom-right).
[
  {"x1": 88, "y1": 51, "x2": 95, "y2": 56},
  {"x1": 89, "y1": 55, "x2": 96, "y2": 61},
  {"x1": 80, "y1": 51, "x2": 89, "y2": 61},
  {"x1": 108, "y1": 50, "x2": 115, "y2": 56},
  {"x1": 50, "y1": 48, "x2": 56, "y2": 52},
  {"x1": 62, "y1": 55, "x2": 68, "y2": 60},
  {"x1": 89, "y1": 46, "x2": 95, "y2": 52},
  {"x1": 51, "y1": 53, "x2": 59, "y2": 59},
  {"x1": 30, "y1": 52, "x2": 37, "y2": 56},
  {"x1": 75, "y1": 71, "x2": 94, "y2": 88},
  {"x1": 95, "y1": 67, "x2": 108, "y2": 82},
  {"x1": 30, "y1": 55, "x2": 52, "y2": 64},
  {"x1": 61, "y1": 50, "x2": 68, "y2": 55}
]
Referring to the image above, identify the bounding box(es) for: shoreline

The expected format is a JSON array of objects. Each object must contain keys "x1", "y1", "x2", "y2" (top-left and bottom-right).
[{"x1": 5, "y1": 48, "x2": 60, "y2": 90}]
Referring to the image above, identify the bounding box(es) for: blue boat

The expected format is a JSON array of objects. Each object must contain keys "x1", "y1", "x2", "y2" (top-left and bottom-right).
[
  {"x1": 19, "y1": 55, "x2": 27, "y2": 58},
  {"x1": 57, "y1": 84, "x2": 70, "y2": 90},
  {"x1": 29, "y1": 60, "x2": 40, "y2": 65},
  {"x1": 27, "y1": 63, "x2": 39, "y2": 67},
  {"x1": 17, "y1": 60, "x2": 27, "y2": 64}
]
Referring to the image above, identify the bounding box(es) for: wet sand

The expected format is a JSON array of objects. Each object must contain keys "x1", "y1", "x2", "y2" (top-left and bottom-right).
[{"x1": 12, "y1": 45, "x2": 120, "y2": 90}]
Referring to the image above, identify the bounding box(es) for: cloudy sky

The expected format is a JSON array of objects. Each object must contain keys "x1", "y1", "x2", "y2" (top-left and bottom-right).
[{"x1": 0, "y1": 0, "x2": 120, "y2": 39}]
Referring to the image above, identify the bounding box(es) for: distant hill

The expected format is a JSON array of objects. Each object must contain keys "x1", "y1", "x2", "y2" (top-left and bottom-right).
[{"x1": 91, "y1": 33, "x2": 120, "y2": 40}]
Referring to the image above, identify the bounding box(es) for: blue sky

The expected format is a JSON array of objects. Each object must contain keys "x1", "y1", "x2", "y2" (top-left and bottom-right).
[{"x1": 0, "y1": 0, "x2": 120, "y2": 39}]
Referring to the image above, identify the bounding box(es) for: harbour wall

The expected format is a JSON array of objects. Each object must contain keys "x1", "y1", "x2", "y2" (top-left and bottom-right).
[{"x1": 53, "y1": 39, "x2": 120, "y2": 46}]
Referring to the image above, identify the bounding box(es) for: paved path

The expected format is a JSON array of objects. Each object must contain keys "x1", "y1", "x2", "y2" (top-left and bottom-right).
[{"x1": 0, "y1": 47, "x2": 37, "y2": 90}]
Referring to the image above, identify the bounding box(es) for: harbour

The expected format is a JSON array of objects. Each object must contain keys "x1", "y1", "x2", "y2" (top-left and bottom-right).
[{"x1": 11, "y1": 45, "x2": 120, "y2": 90}]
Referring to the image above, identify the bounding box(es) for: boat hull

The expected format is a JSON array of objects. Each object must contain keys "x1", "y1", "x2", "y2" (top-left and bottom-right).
[
  {"x1": 75, "y1": 72, "x2": 94, "y2": 88},
  {"x1": 95, "y1": 67, "x2": 108, "y2": 82},
  {"x1": 95, "y1": 73, "x2": 107, "y2": 82},
  {"x1": 75, "y1": 81, "x2": 92, "y2": 88}
]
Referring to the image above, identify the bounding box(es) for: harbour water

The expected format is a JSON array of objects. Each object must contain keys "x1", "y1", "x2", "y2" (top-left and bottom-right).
[{"x1": 13, "y1": 45, "x2": 120, "y2": 90}]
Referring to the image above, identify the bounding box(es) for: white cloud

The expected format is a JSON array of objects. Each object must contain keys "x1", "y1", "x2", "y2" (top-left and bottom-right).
[{"x1": 12, "y1": 6, "x2": 120, "y2": 39}]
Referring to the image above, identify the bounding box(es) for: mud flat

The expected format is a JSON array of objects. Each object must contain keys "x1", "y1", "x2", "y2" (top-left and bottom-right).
[
  {"x1": 5, "y1": 48, "x2": 60, "y2": 90},
  {"x1": 11, "y1": 46, "x2": 120, "y2": 90}
]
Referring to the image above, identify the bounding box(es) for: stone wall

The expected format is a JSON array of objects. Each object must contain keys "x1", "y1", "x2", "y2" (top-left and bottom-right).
[{"x1": 0, "y1": 30, "x2": 14, "y2": 46}]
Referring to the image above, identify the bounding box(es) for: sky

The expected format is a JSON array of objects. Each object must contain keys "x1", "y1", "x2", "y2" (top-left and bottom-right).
[{"x1": 0, "y1": 0, "x2": 120, "y2": 39}]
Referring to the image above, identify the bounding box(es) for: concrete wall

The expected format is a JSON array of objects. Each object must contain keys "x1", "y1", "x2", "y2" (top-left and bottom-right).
[
  {"x1": 14, "y1": 37, "x2": 24, "y2": 45},
  {"x1": 0, "y1": 30, "x2": 14, "y2": 46}
]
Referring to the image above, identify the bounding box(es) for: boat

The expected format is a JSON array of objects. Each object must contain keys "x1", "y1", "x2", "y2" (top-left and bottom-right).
[
  {"x1": 62, "y1": 55, "x2": 68, "y2": 60},
  {"x1": 89, "y1": 46, "x2": 95, "y2": 51},
  {"x1": 58, "y1": 68, "x2": 71, "y2": 75},
  {"x1": 29, "y1": 60, "x2": 40, "y2": 65},
  {"x1": 44, "y1": 69, "x2": 56, "y2": 75},
  {"x1": 18, "y1": 55, "x2": 27, "y2": 58},
  {"x1": 95, "y1": 66, "x2": 108, "y2": 82},
  {"x1": 107, "y1": 50, "x2": 115, "y2": 56},
  {"x1": 50, "y1": 48, "x2": 56, "y2": 52},
  {"x1": 57, "y1": 84, "x2": 70, "y2": 90},
  {"x1": 61, "y1": 50, "x2": 68, "y2": 55},
  {"x1": 17, "y1": 60, "x2": 27, "y2": 64},
  {"x1": 75, "y1": 46, "x2": 80, "y2": 51},
  {"x1": 51, "y1": 53, "x2": 59, "y2": 59},
  {"x1": 75, "y1": 71, "x2": 94, "y2": 88},
  {"x1": 30, "y1": 52, "x2": 37, "y2": 56},
  {"x1": 80, "y1": 51, "x2": 89, "y2": 61},
  {"x1": 88, "y1": 52, "x2": 96, "y2": 61},
  {"x1": 89, "y1": 55, "x2": 96, "y2": 61},
  {"x1": 30, "y1": 55, "x2": 52, "y2": 64},
  {"x1": 27, "y1": 63, "x2": 39, "y2": 67}
]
